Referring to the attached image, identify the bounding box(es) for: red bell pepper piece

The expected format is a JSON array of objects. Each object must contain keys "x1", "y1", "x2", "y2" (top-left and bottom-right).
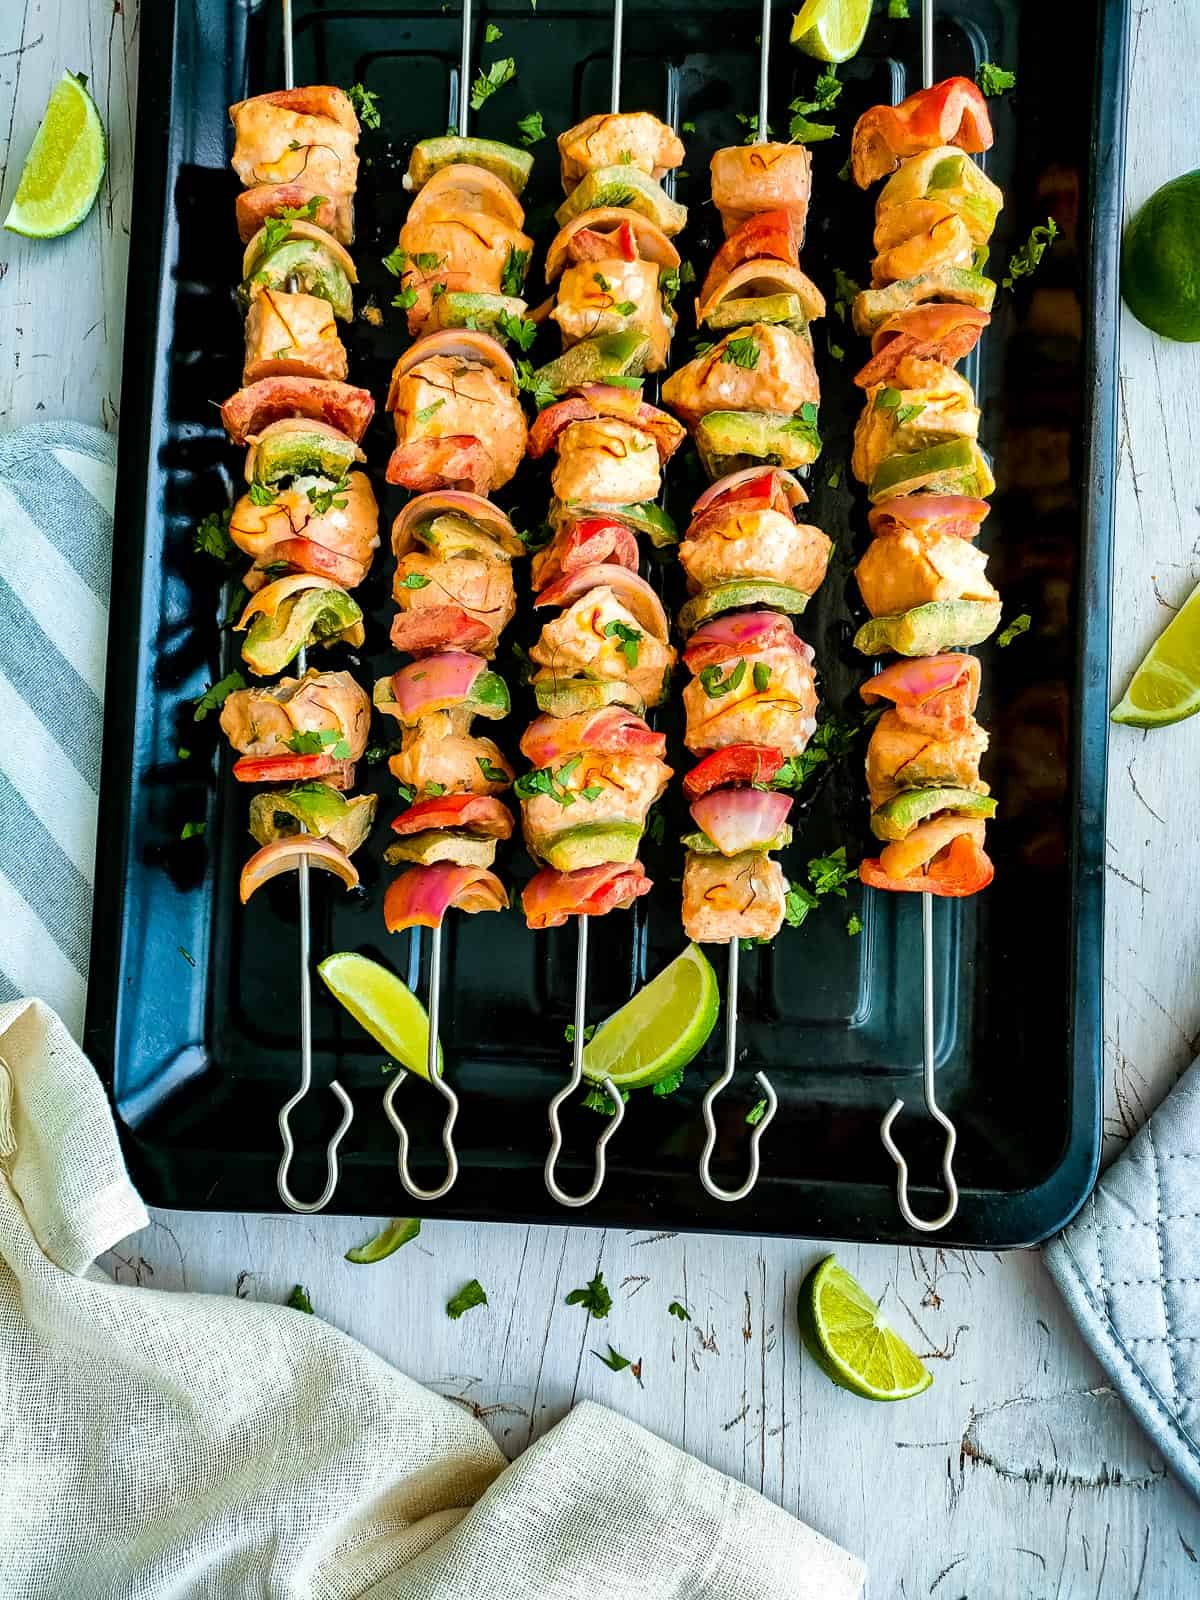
[
  {"x1": 851, "y1": 77, "x2": 994, "y2": 188},
  {"x1": 232, "y1": 752, "x2": 348, "y2": 784},
  {"x1": 859, "y1": 833, "x2": 994, "y2": 897},
  {"x1": 698, "y1": 209, "x2": 798, "y2": 305},
  {"x1": 682, "y1": 744, "x2": 785, "y2": 803}
]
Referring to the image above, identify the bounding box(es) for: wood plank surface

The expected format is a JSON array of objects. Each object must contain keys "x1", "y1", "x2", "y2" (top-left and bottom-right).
[{"x1": 3, "y1": 1, "x2": 1200, "y2": 1593}]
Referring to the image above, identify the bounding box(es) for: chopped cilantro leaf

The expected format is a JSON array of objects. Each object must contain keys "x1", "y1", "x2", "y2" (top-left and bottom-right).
[
  {"x1": 603, "y1": 619, "x2": 643, "y2": 667},
  {"x1": 192, "y1": 670, "x2": 245, "y2": 722},
  {"x1": 652, "y1": 1065, "x2": 684, "y2": 1096},
  {"x1": 566, "y1": 1271, "x2": 612, "y2": 1319},
  {"x1": 997, "y1": 611, "x2": 1032, "y2": 646},
  {"x1": 286, "y1": 1284, "x2": 315, "y2": 1313},
  {"x1": 484, "y1": 22, "x2": 502, "y2": 42},
  {"x1": 1003, "y1": 218, "x2": 1059, "y2": 290},
  {"x1": 977, "y1": 61, "x2": 1016, "y2": 97},
  {"x1": 502, "y1": 245, "x2": 531, "y2": 296},
  {"x1": 415, "y1": 399, "x2": 446, "y2": 424},
  {"x1": 382, "y1": 246, "x2": 408, "y2": 278},
  {"x1": 306, "y1": 475, "x2": 350, "y2": 514},
  {"x1": 248, "y1": 481, "x2": 275, "y2": 507},
  {"x1": 446, "y1": 1279, "x2": 489, "y2": 1319},
  {"x1": 398, "y1": 572, "x2": 431, "y2": 589},
  {"x1": 477, "y1": 756, "x2": 510, "y2": 783},
  {"x1": 180, "y1": 820, "x2": 206, "y2": 841},
  {"x1": 698, "y1": 658, "x2": 746, "y2": 699},
  {"x1": 745, "y1": 1098, "x2": 768, "y2": 1126},
  {"x1": 594, "y1": 1344, "x2": 632, "y2": 1373},
  {"x1": 391, "y1": 286, "x2": 418, "y2": 311},
  {"x1": 497, "y1": 310, "x2": 538, "y2": 351},
  {"x1": 470, "y1": 57, "x2": 516, "y2": 112},
  {"x1": 888, "y1": 0, "x2": 910, "y2": 16},
  {"x1": 721, "y1": 334, "x2": 760, "y2": 369},
  {"x1": 517, "y1": 109, "x2": 545, "y2": 145},
  {"x1": 193, "y1": 507, "x2": 237, "y2": 564},
  {"x1": 846, "y1": 913, "x2": 863, "y2": 937},
  {"x1": 668, "y1": 1299, "x2": 690, "y2": 1321},
  {"x1": 753, "y1": 661, "x2": 771, "y2": 694},
  {"x1": 347, "y1": 83, "x2": 380, "y2": 129}
]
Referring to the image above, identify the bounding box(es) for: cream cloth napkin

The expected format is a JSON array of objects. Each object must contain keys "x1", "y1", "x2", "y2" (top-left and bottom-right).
[{"x1": 0, "y1": 997, "x2": 865, "y2": 1599}]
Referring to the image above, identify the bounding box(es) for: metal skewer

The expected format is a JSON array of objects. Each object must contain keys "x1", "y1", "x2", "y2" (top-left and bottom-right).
[
  {"x1": 275, "y1": 0, "x2": 355, "y2": 1213},
  {"x1": 697, "y1": 0, "x2": 780, "y2": 1203},
  {"x1": 543, "y1": 0, "x2": 631, "y2": 1207},
  {"x1": 380, "y1": 0, "x2": 482, "y2": 1202},
  {"x1": 876, "y1": 0, "x2": 961, "y2": 1234}
]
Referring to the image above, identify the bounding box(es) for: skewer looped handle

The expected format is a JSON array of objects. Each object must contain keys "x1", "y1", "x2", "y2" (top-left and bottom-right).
[
  {"x1": 544, "y1": 915, "x2": 627, "y2": 1208},
  {"x1": 877, "y1": 894, "x2": 960, "y2": 1232},
  {"x1": 698, "y1": 939, "x2": 778, "y2": 1203},
  {"x1": 277, "y1": 1079, "x2": 354, "y2": 1213},
  {"x1": 383, "y1": 923, "x2": 461, "y2": 1202}
]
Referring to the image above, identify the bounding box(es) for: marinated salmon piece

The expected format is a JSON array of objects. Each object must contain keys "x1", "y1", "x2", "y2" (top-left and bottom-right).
[
  {"x1": 230, "y1": 87, "x2": 359, "y2": 203},
  {"x1": 855, "y1": 526, "x2": 997, "y2": 616},
  {"x1": 392, "y1": 551, "x2": 516, "y2": 655},
  {"x1": 679, "y1": 506, "x2": 832, "y2": 596},
  {"x1": 530, "y1": 587, "x2": 676, "y2": 709},
  {"x1": 521, "y1": 751, "x2": 671, "y2": 857},
  {"x1": 871, "y1": 213, "x2": 974, "y2": 286},
  {"x1": 851, "y1": 358, "x2": 979, "y2": 485},
  {"x1": 388, "y1": 353, "x2": 527, "y2": 492},
  {"x1": 389, "y1": 714, "x2": 513, "y2": 797},
  {"x1": 552, "y1": 257, "x2": 673, "y2": 370},
  {"x1": 681, "y1": 850, "x2": 788, "y2": 943},
  {"x1": 243, "y1": 289, "x2": 347, "y2": 384},
  {"x1": 682, "y1": 646, "x2": 818, "y2": 755},
  {"x1": 662, "y1": 323, "x2": 819, "y2": 429},
  {"x1": 219, "y1": 669, "x2": 369, "y2": 759},
  {"x1": 865, "y1": 710, "x2": 989, "y2": 809},
  {"x1": 559, "y1": 112, "x2": 685, "y2": 192},
  {"x1": 710, "y1": 144, "x2": 812, "y2": 238},
  {"x1": 550, "y1": 418, "x2": 664, "y2": 505}
]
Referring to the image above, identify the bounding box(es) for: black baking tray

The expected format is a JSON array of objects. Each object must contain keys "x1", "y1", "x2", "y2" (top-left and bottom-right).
[{"x1": 85, "y1": 0, "x2": 1128, "y2": 1246}]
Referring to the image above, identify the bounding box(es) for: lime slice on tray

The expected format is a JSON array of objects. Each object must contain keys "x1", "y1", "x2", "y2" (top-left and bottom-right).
[
  {"x1": 1111, "y1": 576, "x2": 1200, "y2": 728},
  {"x1": 582, "y1": 942, "x2": 719, "y2": 1090},
  {"x1": 789, "y1": 0, "x2": 872, "y2": 64},
  {"x1": 797, "y1": 1255, "x2": 933, "y2": 1401},
  {"x1": 318, "y1": 951, "x2": 444, "y2": 1079},
  {"x1": 4, "y1": 72, "x2": 107, "y2": 239}
]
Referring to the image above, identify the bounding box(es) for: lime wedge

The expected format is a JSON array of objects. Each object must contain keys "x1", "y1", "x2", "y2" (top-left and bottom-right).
[
  {"x1": 317, "y1": 952, "x2": 444, "y2": 1079},
  {"x1": 345, "y1": 1217, "x2": 421, "y2": 1264},
  {"x1": 1122, "y1": 171, "x2": 1200, "y2": 343},
  {"x1": 582, "y1": 943, "x2": 719, "y2": 1090},
  {"x1": 789, "y1": 0, "x2": 872, "y2": 63},
  {"x1": 797, "y1": 1255, "x2": 933, "y2": 1401},
  {"x1": 1111, "y1": 576, "x2": 1200, "y2": 727},
  {"x1": 4, "y1": 73, "x2": 107, "y2": 239}
]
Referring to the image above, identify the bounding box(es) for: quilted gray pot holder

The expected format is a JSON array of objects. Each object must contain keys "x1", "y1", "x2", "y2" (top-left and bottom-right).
[{"x1": 1044, "y1": 1055, "x2": 1200, "y2": 1501}]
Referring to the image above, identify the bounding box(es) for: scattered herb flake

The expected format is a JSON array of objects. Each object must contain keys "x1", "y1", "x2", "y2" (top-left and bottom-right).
[
  {"x1": 477, "y1": 756, "x2": 510, "y2": 784},
  {"x1": 566, "y1": 1272, "x2": 613, "y2": 1319},
  {"x1": 831, "y1": 267, "x2": 862, "y2": 322},
  {"x1": 668, "y1": 1300, "x2": 691, "y2": 1321},
  {"x1": 517, "y1": 109, "x2": 545, "y2": 145},
  {"x1": 977, "y1": 61, "x2": 1016, "y2": 97},
  {"x1": 446, "y1": 1278, "x2": 489, "y2": 1319},
  {"x1": 248, "y1": 481, "x2": 276, "y2": 507},
  {"x1": 564, "y1": 1022, "x2": 597, "y2": 1045},
  {"x1": 828, "y1": 464, "x2": 843, "y2": 490},
  {"x1": 721, "y1": 334, "x2": 760, "y2": 369},
  {"x1": 746, "y1": 1098, "x2": 768, "y2": 1126},
  {"x1": 391, "y1": 286, "x2": 419, "y2": 311},
  {"x1": 177, "y1": 747, "x2": 191, "y2": 761},
  {"x1": 652, "y1": 1065, "x2": 684, "y2": 1097},
  {"x1": 497, "y1": 311, "x2": 538, "y2": 351},
  {"x1": 382, "y1": 246, "x2": 408, "y2": 278},
  {"x1": 753, "y1": 661, "x2": 771, "y2": 694},
  {"x1": 192, "y1": 671, "x2": 246, "y2": 722},
  {"x1": 517, "y1": 359, "x2": 557, "y2": 410},
  {"x1": 594, "y1": 1344, "x2": 633, "y2": 1373},
  {"x1": 681, "y1": 120, "x2": 696, "y2": 135},
  {"x1": 484, "y1": 21, "x2": 502, "y2": 42},
  {"x1": 997, "y1": 611, "x2": 1032, "y2": 646},
  {"x1": 194, "y1": 507, "x2": 238, "y2": 563},
  {"x1": 180, "y1": 820, "x2": 206, "y2": 841},
  {"x1": 603, "y1": 619, "x2": 643, "y2": 668},
  {"x1": 581, "y1": 1084, "x2": 630, "y2": 1115},
  {"x1": 888, "y1": 0, "x2": 910, "y2": 16},
  {"x1": 1003, "y1": 218, "x2": 1059, "y2": 291},
  {"x1": 827, "y1": 339, "x2": 845, "y2": 363},
  {"x1": 286, "y1": 1284, "x2": 314, "y2": 1313},
  {"x1": 398, "y1": 572, "x2": 432, "y2": 589},
  {"x1": 874, "y1": 386, "x2": 902, "y2": 413},
  {"x1": 895, "y1": 403, "x2": 925, "y2": 426},
  {"x1": 470, "y1": 57, "x2": 517, "y2": 112},
  {"x1": 347, "y1": 83, "x2": 381, "y2": 129},
  {"x1": 846, "y1": 913, "x2": 863, "y2": 937},
  {"x1": 699, "y1": 658, "x2": 747, "y2": 700},
  {"x1": 306, "y1": 474, "x2": 350, "y2": 514},
  {"x1": 415, "y1": 398, "x2": 446, "y2": 424}
]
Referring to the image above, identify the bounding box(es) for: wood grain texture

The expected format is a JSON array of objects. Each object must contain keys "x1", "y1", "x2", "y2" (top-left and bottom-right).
[{"x1": 5, "y1": 0, "x2": 1200, "y2": 1593}]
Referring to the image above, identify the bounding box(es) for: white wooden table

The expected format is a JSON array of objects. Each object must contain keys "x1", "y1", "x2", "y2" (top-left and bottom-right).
[{"x1": 4, "y1": 2, "x2": 1200, "y2": 1592}]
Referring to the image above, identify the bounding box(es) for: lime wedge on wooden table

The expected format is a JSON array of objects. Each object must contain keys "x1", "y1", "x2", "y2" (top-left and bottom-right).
[
  {"x1": 1111, "y1": 576, "x2": 1200, "y2": 727},
  {"x1": 4, "y1": 72, "x2": 107, "y2": 239},
  {"x1": 789, "y1": 0, "x2": 872, "y2": 63},
  {"x1": 317, "y1": 951, "x2": 444, "y2": 1079},
  {"x1": 582, "y1": 942, "x2": 719, "y2": 1090},
  {"x1": 1121, "y1": 171, "x2": 1200, "y2": 343},
  {"x1": 797, "y1": 1255, "x2": 933, "y2": 1401}
]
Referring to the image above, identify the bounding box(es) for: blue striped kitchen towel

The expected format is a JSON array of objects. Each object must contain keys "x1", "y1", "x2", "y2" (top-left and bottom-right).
[{"x1": 0, "y1": 422, "x2": 114, "y2": 1039}]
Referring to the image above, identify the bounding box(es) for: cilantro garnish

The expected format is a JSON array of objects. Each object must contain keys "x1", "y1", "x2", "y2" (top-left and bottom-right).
[
  {"x1": 391, "y1": 286, "x2": 418, "y2": 311},
  {"x1": 516, "y1": 109, "x2": 545, "y2": 145},
  {"x1": 668, "y1": 1300, "x2": 690, "y2": 1321},
  {"x1": 566, "y1": 1271, "x2": 613, "y2": 1319},
  {"x1": 470, "y1": 57, "x2": 516, "y2": 111},
  {"x1": 193, "y1": 507, "x2": 237, "y2": 564},
  {"x1": 772, "y1": 710, "x2": 876, "y2": 790},
  {"x1": 593, "y1": 1345, "x2": 632, "y2": 1372},
  {"x1": 888, "y1": 0, "x2": 910, "y2": 16},
  {"x1": 846, "y1": 913, "x2": 863, "y2": 937},
  {"x1": 784, "y1": 847, "x2": 857, "y2": 930},
  {"x1": 286, "y1": 1284, "x2": 315, "y2": 1313},
  {"x1": 446, "y1": 1279, "x2": 489, "y2": 1319},
  {"x1": 782, "y1": 401, "x2": 820, "y2": 452},
  {"x1": 1003, "y1": 218, "x2": 1059, "y2": 291},
  {"x1": 192, "y1": 670, "x2": 246, "y2": 722},
  {"x1": 997, "y1": 611, "x2": 1032, "y2": 646},
  {"x1": 698, "y1": 658, "x2": 746, "y2": 700},
  {"x1": 415, "y1": 399, "x2": 446, "y2": 424},
  {"x1": 248, "y1": 481, "x2": 275, "y2": 507},
  {"x1": 745, "y1": 1098, "x2": 768, "y2": 1126},
  {"x1": 484, "y1": 21, "x2": 502, "y2": 42},
  {"x1": 788, "y1": 63, "x2": 841, "y2": 142},
  {"x1": 382, "y1": 247, "x2": 408, "y2": 278},
  {"x1": 346, "y1": 83, "x2": 381, "y2": 129},
  {"x1": 977, "y1": 61, "x2": 1016, "y2": 97},
  {"x1": 721, "y1": 334, "x2": 760, "y2": 369},
  {"x1": 753, "y1": 661, "x2": 771, "y2": 694},
  {"x1": 307, "y1": 475, "x2": 350, "y2": 514},
  {"x1": 497, "y1": 311, "x2": 538, "y2": 351},
  {"x1": 180, "y1": 820, "x2": 206, "y2": 841},
  {"x1": 831, "y1": 267, "x2": 862, "y2": 322},
  {"x1": 603, "y1": 619, "x2": 643, "y2": 667},
  {"x1": 477, "y1": 756, "x2": 510, "y2": 783}
]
